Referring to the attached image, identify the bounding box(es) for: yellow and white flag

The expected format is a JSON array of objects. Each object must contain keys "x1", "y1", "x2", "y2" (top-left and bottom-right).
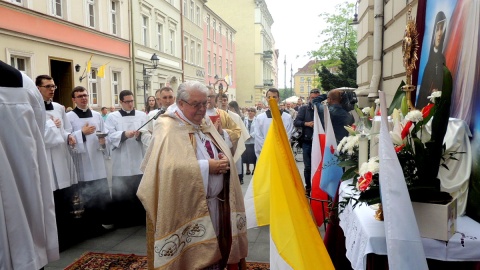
[
  {"x1": 244, "y1": 98, "x2": 334, "y2": 269},
  {"x1": 97, "y1": 64, "x2": 106, "y2": 78},
  {"x1": 86, "y1": 56, "x2": 92, "y2": 73}
]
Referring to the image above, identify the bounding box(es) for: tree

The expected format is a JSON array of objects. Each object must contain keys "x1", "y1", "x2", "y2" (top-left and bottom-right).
[
  {"x1": 318, "y1": 47, "x2": 358, "y2": 90},
  {"x1": 310, "y1": 2, "x2": 357, "y2": 67}
]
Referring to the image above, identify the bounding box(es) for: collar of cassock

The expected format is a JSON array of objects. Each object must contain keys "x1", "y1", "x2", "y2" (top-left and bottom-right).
[
  {"x1": 44, "y1": 100, "x2": 53, "y2": 110},
  {"x1": 73, "y1": 106, "x2": 92, "y2": 118},
  {"x1": 265, "y1": 109, "x2": 283, "y2": 118},
  {"x1": 119, "y1": 109, "x2": 135, "y2": 117}
]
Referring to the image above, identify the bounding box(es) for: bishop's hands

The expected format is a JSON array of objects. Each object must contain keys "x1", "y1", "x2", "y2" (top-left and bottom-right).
[{"x1": 208, "y1": 152, "x2": 230, "y2": 174}]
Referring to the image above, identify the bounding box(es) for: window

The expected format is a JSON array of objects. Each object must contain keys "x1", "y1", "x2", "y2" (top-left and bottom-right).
[
  {"x1": 206, "y1": 15, "x2": 210, "y2": 39},
  {"x1": 184, "y1": 37, "x2": 188, "y2": 61},
  {"x1": 226, "y1": 30, "x2": 229, "y2": 50},
  {"x1": 230, "y1": 32, "x2": 233, "y2": 49},
  {"x1": 300, "y1": 77, "x2": 304, "y2": 82},
  {"x1": 300, "y1": 86, "x2": 304, "y2": 93},
  {"x1": 10, "y1": 56, "x2": 26, "y2": 73},
  {"x1": 197, "y1": 44, "x2": 201, "y2": 66},
  {"x1": 196, "y1": 6, "x2": 200, "y2": 25},
  {"x1": 11, "y1": 0, "x2": 23, "y2": 5},
  {"x1": 230, "y1": 61, "x2": 233, "y2": 82},
  {"x1": 212, "y1": 19, "x2": 216, "y2": 43},
  {"x1": 110, "y1": 1, "x2": 118, "y2": 35},
  {"x1": 218, "y1": 56, "x2": 222, "y2": 77},
  {"x1": 183, "y1": 0, "x2": 187, "y2": 16},
  {"x1": 219, "y1": 24, "x2": 222, "y2": 46},
  {"x1": 226, "y1": 58, "x2": 229, "y2": 76},
  {"x1": 170, "y1": 29, "x2": 175, "y2": 55},
  {"x1": 87, "y1": 0, "x2": 96, "y2": 28},
  {"x1": 51, "y1": 0, "x2": 63, "y2": 17},
  {"x1": 213, "y1": 53, "x2": 216, "y2": 75},
  {"x1": 190, "y1": 1, "x2": 194, "y2": 21},
  {"x1": 157, "y1": 23, "x2": 163, "y2": 52},
  {"x1": 207, "y1": 51, "x2": 211, "y2": 75},
  {"x1": 142, "y1": 16, "x2": 149, "y2": 46},
  {"x1": 190, "y1": 41, "x2": 195, "y2": 63},
  {"x1": 112, "y1": 71, "x2": 121, "y2": 105},
  {"x1": 90, "y1": 69, "x2": 99, "y2": 106}
]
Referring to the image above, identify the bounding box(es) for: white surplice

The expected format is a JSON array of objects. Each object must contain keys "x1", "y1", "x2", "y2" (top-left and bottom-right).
[
  {"x1": 66, "y1": 109, "x2": 108, "y2": 181},
  {"x1": 254, "y1": 110, "x2": 294, "y2": 157},
  {"x1": 44, "y1": 102, "x2": 78, "y2": 190},
  {"x1": 105, "y1": 110, "x2": 147, "y2": 177},
  {"x1": 0, "y1": 68, "x2": 59, "y2": 269}
]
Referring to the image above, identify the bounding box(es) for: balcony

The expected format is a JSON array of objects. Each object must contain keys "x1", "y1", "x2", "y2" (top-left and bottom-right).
[
  {"x1": 262, "y1": 50, "x2": 273, "y2": 61},
  {"x1": 263, "y1": 79, "x2": 273, "y2": 86}
]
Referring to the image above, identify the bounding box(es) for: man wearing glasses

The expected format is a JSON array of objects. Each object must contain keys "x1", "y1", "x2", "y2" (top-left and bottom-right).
[
  {"x1": 36, "y1": 75, "x2": 79, "y2": 250},
  {"x1": 66, "y1": 86, "x2": 113, "y2": 236},
  {"x1": 137, "y1": 81, "x2": 247, "y2": 269},
  {"x1": 105, "y1": 90, "x2": 147, "y2": 227}
]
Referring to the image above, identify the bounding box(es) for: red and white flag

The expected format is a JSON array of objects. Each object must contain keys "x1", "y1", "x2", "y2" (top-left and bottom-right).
[{"x1": 311, "y1": 105, "x2": 329, "y2": 225}]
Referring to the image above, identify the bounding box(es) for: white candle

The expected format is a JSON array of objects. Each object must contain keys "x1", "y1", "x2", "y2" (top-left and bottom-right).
[{"x1": 358, "y1": 134, "x2": 368, "y2": 169}]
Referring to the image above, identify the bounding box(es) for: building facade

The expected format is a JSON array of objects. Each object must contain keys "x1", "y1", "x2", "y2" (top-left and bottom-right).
[
  {"x1": 203, "y1": 5, "x2": 237, "y2": 101},
  {"x1": 206, "y1": 0, "x2": 277, "y2": 107},
  {"x1": 131, "y1": 0, "x2": 183, "y2": 109},
  {"x1": 0, "y1": 0, "x2": 131, "y2": 109},
  {"x1": 293, "y1": 60, "x2": 318, "y2": 100},
  {"x1": 355, "y1": 0, "x2": 418, "y2": 107},
  {"x1": 182, "y1": 0, "x2": 206, "y2": 83}
]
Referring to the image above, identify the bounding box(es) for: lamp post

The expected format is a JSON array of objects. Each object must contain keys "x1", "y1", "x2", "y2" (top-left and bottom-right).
[{"x1": 142, "y1": 53, "x2": 160, "y2": 107}]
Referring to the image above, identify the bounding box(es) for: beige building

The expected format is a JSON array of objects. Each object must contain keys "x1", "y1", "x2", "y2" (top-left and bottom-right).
[
  {"x1": 206, "y1": 0, "x2": 277, "y2": 107},
  {"x1": 355, "y1": 0, "x2": 418, "y2": 107},
  {"x1": 131, "y1": 0, "x2": 183, "y2": 109},
  {"x1": 293, "y1": 60, "x2": 319, "y2": 100},
  {"x1": 0, "y1": 0, "x2": 132, "y2": 109},
  {"x1": 182, "y1": 0, "x2": 207, "y2": 84}
]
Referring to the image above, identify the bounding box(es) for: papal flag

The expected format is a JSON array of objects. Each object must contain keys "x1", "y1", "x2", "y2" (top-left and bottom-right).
[
  {"x1": 378, "y1": 91, "x2": 428, "y2": 270},
  {"x1": 319, "y1": 104, "x2": 343, "y2": 198},
  {"x1": 310, "y1": 105, "x2": 329, "y2": 225},
  {"x1": 97, "y1": 64, "x2": 106, "y2": 78},
  {"x1": 86, "y1": 55, "x2": 92, "y2": 73},
  {"x1": 244, "y1": 98, "x2": 334, "y2": 269}
]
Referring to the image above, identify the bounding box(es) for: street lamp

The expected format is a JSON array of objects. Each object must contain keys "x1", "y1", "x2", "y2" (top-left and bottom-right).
[{"x1": 142, "y1": 53, "x2": 160, "y2": 107}]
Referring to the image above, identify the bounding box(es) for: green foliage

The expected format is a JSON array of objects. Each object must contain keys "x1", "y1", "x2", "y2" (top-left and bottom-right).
[
  {"x1": 317, "y1": 48, "x2": 358, "y2": 91},
  {"x1": 310, "y1": 2, "x2": 358, "y2": 65},
  {"x1": 387, "y1": 80, "x2": 407, "y2": 115}
]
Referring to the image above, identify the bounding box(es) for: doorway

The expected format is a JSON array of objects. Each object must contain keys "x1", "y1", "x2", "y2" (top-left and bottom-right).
[{"x1": 50, "y1": 58, "x2": 74, "y2": 108}]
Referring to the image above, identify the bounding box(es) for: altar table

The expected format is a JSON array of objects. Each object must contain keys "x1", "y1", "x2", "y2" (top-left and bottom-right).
[{"x1": 338, "y1": 180, "x2": 480, "y2": 270}]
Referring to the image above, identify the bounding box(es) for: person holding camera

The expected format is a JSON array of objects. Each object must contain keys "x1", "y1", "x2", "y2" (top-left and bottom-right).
[
  {"x1": 314, "y1": 89, "x2": 354, "y2": 143},
  {"x1": 294, "y1": 89, "x2": 322, "y2": 195}
]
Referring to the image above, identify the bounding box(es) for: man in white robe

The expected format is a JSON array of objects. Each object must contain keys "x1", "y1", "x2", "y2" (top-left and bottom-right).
[
  {"x1": 254, "y1": 88, "x2": 294, "y2": 157},
  {"x1": 137, "y1": 81, "x2": 247, "y2": 269},
  {"x1": 66, "y1": 86, "x2": 113, "y2": 235},
  {"x1": 105, "y1": 90, "x2": 147, "y2": 227},
  {"x1": 140, "y1": 86, "x2": 176, "y2": 149},
  {"x1": 0, "y1": 61, "x2": 59, "y2": 269},
  {"x1": 36, "y1": 74, "x2": 79, "y2": 250}
]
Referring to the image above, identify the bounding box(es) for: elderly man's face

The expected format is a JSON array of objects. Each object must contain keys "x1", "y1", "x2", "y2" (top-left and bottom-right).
[{"x1": 179, "y1": 89, "x2": 208, "y2": 125}]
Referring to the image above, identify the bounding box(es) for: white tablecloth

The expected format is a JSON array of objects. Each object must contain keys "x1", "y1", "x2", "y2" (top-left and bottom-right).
[{"x1": 338, "y1": 180, "x2": 480, "y2": 270}]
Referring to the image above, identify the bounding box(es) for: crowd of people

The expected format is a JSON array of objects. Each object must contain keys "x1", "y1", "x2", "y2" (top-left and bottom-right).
[{"x1": 1, "y1": 59, "x2": 354, "y2": 269}]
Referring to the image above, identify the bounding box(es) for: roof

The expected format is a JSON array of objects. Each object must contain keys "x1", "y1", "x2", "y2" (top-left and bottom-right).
[{"x1": 294, "y1": 59, "x2": 321, "y2": 75}]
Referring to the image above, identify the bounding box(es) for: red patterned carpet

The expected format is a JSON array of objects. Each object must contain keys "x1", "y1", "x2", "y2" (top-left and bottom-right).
[{"x1": 66, "y1": 252, "x2": 269, "y2": 270}]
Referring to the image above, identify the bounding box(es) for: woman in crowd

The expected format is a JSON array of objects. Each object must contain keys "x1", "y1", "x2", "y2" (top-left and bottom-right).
[
  {"x1": 144, "y1": 96, "x2": 157, "y2": 114},
  {"x1": 242, "y1": 107, "x2": 257, "y2": 175},
  {"x1": 228, "y1": 100, "x2": 244, "y2": 121}
]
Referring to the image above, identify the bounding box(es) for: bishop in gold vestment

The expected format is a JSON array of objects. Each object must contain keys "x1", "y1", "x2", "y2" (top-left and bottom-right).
[{"x1": 137, "y1": 81, "x2": 248, "y2": 270}]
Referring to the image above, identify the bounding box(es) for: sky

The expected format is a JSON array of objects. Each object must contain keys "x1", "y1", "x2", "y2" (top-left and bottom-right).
[{"x1": 264, "y1": 0, "x2": 355, "y2": 89}]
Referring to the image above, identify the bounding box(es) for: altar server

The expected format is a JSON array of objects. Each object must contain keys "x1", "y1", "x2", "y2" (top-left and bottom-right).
[
  {"x1": 67, "y1": 86, "x2": 113, "y2": 234},
  {"x1": 105, "y1": 90, "x2": 147, "y2": 227},
  {"x1": 0, "y1": 61, "x2": 59, "y2": 269},
  {"x1": 36, "y1": 74, "x2": 79, "y2": 250}
]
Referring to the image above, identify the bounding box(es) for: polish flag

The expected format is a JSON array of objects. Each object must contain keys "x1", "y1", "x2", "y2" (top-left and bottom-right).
[{"x1": 311, "y1": 105, "x2": 329, "y2": 225}]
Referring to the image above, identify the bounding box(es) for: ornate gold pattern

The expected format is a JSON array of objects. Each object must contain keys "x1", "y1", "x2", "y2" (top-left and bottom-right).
[{"x1": 401, "y1": 5, "x2": 420, "y2": 111}]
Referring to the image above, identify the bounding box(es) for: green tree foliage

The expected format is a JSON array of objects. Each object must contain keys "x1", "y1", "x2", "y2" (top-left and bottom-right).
[
  {"x1": 311, "y1": 2, "x2": 358, "y2": 66},
  {"x1": 318, "y1": 48, "x2": 358, "y2": 91}
]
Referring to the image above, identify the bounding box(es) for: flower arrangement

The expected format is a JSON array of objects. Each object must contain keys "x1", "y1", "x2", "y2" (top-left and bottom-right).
[{"x1": 338, "y1": 66, "x2": 456, "y2": 210}]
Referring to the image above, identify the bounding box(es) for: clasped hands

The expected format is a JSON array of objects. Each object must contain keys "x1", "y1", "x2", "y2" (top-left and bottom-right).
[{"x1": 208, "y1": 152, "x2": 230, "y2": 175}]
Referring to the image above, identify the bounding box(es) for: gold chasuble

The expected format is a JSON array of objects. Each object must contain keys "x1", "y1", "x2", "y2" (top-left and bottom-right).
[{"x1": 138, "y1": 109, "x2": 247, "y2": 270}]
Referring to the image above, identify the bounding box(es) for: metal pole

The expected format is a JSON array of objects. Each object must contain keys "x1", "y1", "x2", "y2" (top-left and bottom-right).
[
  {"x1": 143, "y1": 64, "x2": 147, "y2": 109},
  {"x1": 284, "y1": 55, "x2": 287, "y2": 96}
]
